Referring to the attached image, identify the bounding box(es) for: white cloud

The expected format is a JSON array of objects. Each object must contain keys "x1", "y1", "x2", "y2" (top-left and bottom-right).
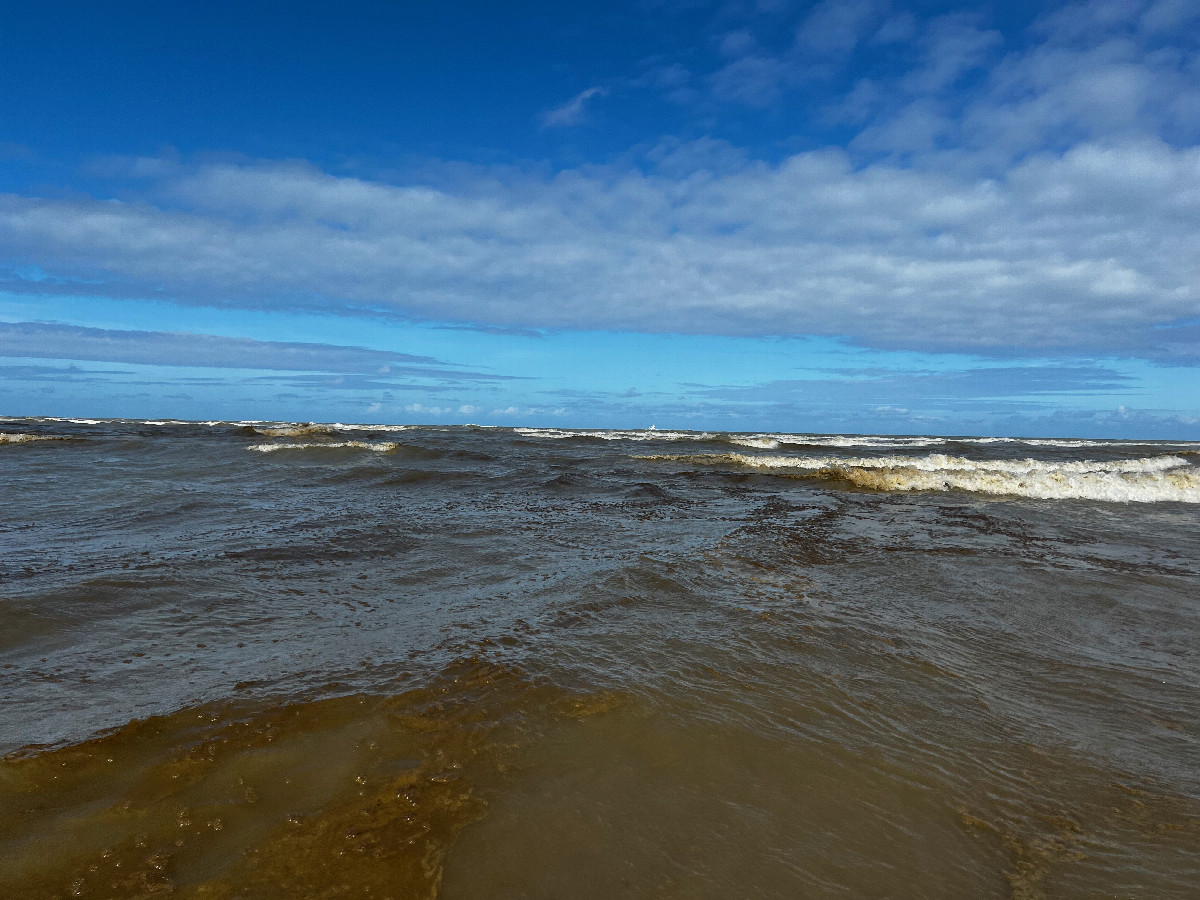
[{"x1": 458, "y1": 404, "x2": 480, "y2": 414}]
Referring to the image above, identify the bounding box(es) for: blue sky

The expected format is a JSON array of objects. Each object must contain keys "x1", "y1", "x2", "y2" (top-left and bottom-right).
[{"x1": 2, "y1": 0, "x2": 1199, "y2": 437}]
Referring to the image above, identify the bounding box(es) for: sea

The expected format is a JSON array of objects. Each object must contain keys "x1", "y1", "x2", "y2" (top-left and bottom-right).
[{"x1": 2, "y1": 417, "x2": 1198, "y2": 899}]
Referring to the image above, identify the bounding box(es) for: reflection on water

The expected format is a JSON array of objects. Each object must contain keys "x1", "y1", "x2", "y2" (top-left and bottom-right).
[{"x1": 2, "y1": 419, "x2": 1198, "y2": 897}]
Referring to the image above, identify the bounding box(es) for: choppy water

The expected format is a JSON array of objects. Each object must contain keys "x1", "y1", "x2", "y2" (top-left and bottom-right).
[{"x1": 2, "y1": 417, "x2": 1198, "y2": 898}]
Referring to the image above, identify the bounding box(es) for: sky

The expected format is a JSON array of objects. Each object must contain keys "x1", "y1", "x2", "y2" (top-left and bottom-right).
[{"x1": 2, "y1": 0, "x2": 1199, "y2": 437}]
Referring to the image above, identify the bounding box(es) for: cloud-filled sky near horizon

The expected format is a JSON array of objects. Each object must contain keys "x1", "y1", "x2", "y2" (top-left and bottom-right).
[{"x1": 2, "y1": 0, "x2": 1199, "y2": 437}]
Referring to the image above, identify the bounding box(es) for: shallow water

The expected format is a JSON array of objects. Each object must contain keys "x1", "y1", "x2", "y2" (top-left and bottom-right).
[{"x1": 2, "y1": 418, "x2": 1198, "y2": 898}]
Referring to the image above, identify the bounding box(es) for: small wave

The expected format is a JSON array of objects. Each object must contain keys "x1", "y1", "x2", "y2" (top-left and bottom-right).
[
  {"x1": 0, "y1": 433, "x2": 77, "y2": 445},
  {"x1": 731, "y1": 436, "x2": 781, "y2": 449},
  {"x1": 251, "y1": 422, "x2": 413, "y2": 437},
  {"x1": 790, "y1": 435, "x2": 944, "y2": 449},
  {"x1": 515, "y1": 428, "x2": 711, "y2": 442},
  {"x1": 0, "y1": 416, "x2": 105, "y2": 426},
  {"x1": 247, "y1": 441, "x2": 400, "y2": 453},
  {"x1": 331, "y1": 422, "x2": 411, "y2": 433},
  {"x1": 253, "y1": 423, "x2": 342, "y2": 438},
  {"x1": 729, "y1": 434, "x2": 944, "y2": 451},
  {"x1": 641, "y1": 452, "x2": 1200, "y2": 502}
]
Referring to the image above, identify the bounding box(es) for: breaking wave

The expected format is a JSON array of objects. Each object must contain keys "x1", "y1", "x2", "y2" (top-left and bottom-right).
[
  {"x1": 247, "y1": 441, "x2": 400, "y2": 453},
  {"x1": 641, "y1": 452, "x2": 1200, "y2": 502}
]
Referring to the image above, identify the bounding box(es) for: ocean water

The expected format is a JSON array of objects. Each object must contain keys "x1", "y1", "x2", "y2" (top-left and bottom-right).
[{"x1": 1, "y1": 417, "x2": 1198, "y2": 898}]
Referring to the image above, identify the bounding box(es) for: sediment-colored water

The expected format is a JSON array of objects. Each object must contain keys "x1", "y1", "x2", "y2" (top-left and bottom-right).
[{"x1": 2, "y1": 418, "x2": 1198, "y2": 898}]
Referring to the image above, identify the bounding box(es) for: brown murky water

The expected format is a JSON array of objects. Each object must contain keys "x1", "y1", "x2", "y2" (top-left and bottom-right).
[{"x1": 2, "y1": 420, "x2": 1198, "y2": 897}]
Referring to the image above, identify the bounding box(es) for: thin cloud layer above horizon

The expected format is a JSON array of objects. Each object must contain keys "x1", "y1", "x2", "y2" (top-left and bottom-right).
[{"x1": 2, "y1": 0, "x2": 1199, "y2": 436}]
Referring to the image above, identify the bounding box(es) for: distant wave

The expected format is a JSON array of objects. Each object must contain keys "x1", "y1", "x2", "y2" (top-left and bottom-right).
[
  {"x1": 641, "y1": 452, "x2": 1200, "y2": 502},
  {"x1": 513, "y1": 428, "x2": 949, "y2": 448},
  {"x1": 514, "y1": 427, "x2": 1200, "y2": 453},
  {"x1": 953, "y1": 436, "x2": 1200, "y2": 449},
  {"x1": 513, "y1": 428, "x2": 1163, "y2": 452},
  {"x1": 247, "y1": 441, "x2": 400, "y2": 453},
  {"x1": 36, "y1": 417, "x2": 103, "y2": 425}
]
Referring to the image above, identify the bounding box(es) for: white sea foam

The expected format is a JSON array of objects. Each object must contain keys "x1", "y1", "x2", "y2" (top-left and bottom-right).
[
  {"x1": 641, "y1": 452, "x2": 1200, "y2": 502},
  {"x1": 247, "y1": 441, "x2": 399, "y2": 453}
]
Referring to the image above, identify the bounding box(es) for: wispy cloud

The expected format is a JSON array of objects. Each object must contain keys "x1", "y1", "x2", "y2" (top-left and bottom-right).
[
  {"x1": 0, "y1": 322, "x2": 508, "y2": 381},
  {"x1": 541, "y1": 86, "x2": 608, "y2": 127},
  {"x1": 687, "y1": 365, "x2": 1137, "y2": 405}
]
